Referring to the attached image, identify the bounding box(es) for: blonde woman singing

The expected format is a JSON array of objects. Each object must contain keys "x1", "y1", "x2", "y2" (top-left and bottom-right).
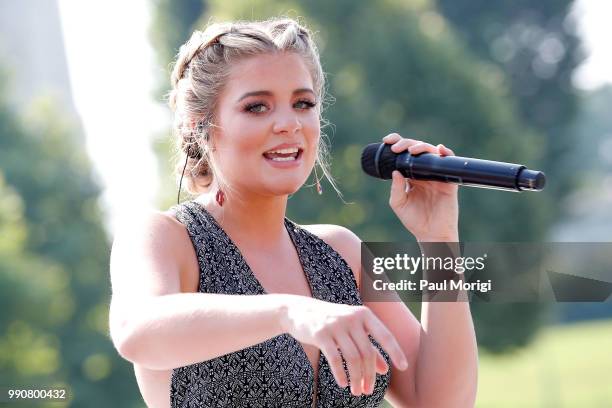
[{"x1": 109, "y1": 17, "x2": 477, "y2": 408}]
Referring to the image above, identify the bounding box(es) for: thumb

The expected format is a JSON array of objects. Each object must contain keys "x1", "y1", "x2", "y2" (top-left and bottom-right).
[{"x1": 390, "y1": 170, "x2": 408, "y2": 207}]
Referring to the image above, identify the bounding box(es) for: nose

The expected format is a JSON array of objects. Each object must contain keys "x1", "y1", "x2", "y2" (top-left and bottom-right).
[{"x1": 272, "y1": 108, "x2": 302, "y2": 135}]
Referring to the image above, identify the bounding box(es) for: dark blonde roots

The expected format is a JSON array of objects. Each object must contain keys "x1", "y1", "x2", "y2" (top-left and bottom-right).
[{"x1": 167, "y1": 16, "x2": 340, "y2": 197}]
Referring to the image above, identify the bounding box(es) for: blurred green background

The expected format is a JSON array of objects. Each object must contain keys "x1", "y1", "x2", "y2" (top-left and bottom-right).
[{"x1": 1, "y1": 0, "x2": 611, "y2": 406}]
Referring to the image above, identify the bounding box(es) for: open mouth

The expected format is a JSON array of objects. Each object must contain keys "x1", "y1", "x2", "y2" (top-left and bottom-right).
[{"x1": 262, "y1": 147, "x2": 303, "y2": 162}]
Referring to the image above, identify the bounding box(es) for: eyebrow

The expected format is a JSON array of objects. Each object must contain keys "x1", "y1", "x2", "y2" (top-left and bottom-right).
[{"x1": 236, "y1": 88, "x2": 315, "y2": 103}]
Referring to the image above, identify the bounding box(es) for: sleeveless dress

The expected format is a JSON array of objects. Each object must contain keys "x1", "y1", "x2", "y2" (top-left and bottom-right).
[{"x1": 168, "y1": 200, "x2": 391, "y2": 408}]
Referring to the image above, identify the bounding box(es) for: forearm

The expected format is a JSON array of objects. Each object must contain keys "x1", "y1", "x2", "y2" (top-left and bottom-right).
[
  {"x1": 415, "y1": 296, "x2": 478, "y2": 406},
  {"x1": 112, "y1": 293, "x2": 294, "y2": 370},
  {"x1": 414, "y1": 239, "x2": 478, "y2": 407}
]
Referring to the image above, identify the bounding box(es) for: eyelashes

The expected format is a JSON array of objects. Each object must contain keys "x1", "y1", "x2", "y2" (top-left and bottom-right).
[
  {"x1": 243, "y1": 103, "x2": 268, "y2": 114},
  {"x1": 243, "y1": 99, "x2": 317, "y2": 115}
]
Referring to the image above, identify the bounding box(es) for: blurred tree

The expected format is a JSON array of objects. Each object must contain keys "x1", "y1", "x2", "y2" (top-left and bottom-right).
[
  {"x1": 436, "y1": 0, "x2": 588, "y2": 349},
  {"x1": 149, "y1": 0, "x2": 554, "y2": 352},
  {"x1": 436, "y1": 0, "x2": 584, "y2": 217},
  {"x1": 0, "y1": 69, "x2": 141, "y2": 406},
  {"x1": 150, "y1": 0, "x2": 207, "y2": 100},
  {"x1": 553, "y1": 85, "x2": 612, "y2": 323},
  {"x1": 565, "y1": 86, "x2": 612, "y2": 183},
  {"x1": 150, "y1": 0, "x2": 207, "y2": 209}
]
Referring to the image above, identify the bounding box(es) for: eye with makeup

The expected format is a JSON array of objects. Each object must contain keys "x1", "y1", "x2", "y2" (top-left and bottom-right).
[{"x1": 242, "y1": 99, "x2": 317, "y2": 115}]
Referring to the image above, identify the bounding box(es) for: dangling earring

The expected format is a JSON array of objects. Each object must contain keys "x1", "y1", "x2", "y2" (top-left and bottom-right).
[
  {"x1": 314, "y1": 164, "x2": 323, "y2": 195},
  {"x1": 215, "y1": 189, "x2": 225, "y2": 206}
]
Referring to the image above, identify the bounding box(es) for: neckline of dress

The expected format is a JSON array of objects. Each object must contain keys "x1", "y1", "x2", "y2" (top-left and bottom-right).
[
  {"x1": 189, "y1": 200, "x2": 304, "y2": 295},
  {"x1": 187, "y1": 200, "x2": 323, "y2": 407}
]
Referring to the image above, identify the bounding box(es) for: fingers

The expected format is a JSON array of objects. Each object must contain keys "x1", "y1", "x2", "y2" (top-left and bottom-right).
[
  {"x1": 311, "y1": 302, "x2": 408, "y2": 397},
  {"x1": 407, "y1": 141, "x2": 438, "y2": 155},
  {"x1": 333, "y1": 332, "x2": 389, "y2": 396},
  {"x1": 439, "y1": 143, "x2": 455, "y2": 156},
  {"x1": 350, "y1": 327, "x2": 378, "y2": 395},
  {"x1": 364, "y1": 313, "x2": 409, "y2": 371},
  {"x1": 381, "y1": 133, "x2": 455, "y2": 157},
  {"x1": 382, "y1": 133, "x2": 401, "y2": 143},
  {"x1": 335, "y1": 332, "x2": 364, "y2": 395},
  {"x1": 375, "y1": 349, "x2": 389, "y2": 375},
  {"x1": 319, "y1": 338, "x2": 348, "y2": 388},
  {"x1": 390, "y1": 170, "x2": 409, "y2": 208},
  {"x1": 391, "y1": 138, "x2": 421, "y2": 153},
  {"x1": 382, "y1": 133, "x2": 419, "y2": 152}
]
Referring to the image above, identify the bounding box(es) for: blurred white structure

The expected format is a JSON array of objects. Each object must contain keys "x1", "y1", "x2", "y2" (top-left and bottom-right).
[
  {"x1": 58, "y1": 0, "x2": 167, "y2": 238},
  {"x1": 572, "y1": 0, "x2": 612, "y2": 90},
  {"x1": 0, "y1": 0, "x2": 164, "y2": 239},
  {"x1": 0, "y1": 0, "x2": 77, "y2": 117}
]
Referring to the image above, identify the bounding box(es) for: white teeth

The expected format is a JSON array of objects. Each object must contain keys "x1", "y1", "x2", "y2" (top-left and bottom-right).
[
  {"x1": 270, "y1": 156, "x2": 296, "y2": 161},
  {"x1": 265, "y1": 147, "x2": 299, "y2": 154}
]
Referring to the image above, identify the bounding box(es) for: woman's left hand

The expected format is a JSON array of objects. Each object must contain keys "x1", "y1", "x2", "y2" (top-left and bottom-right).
[{"x1": 384, "y1": 133, "x2": 459, "y2": 242}]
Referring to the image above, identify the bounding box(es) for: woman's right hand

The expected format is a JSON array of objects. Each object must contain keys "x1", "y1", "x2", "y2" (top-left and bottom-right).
[{"x1": 280, "y1": 296, "x2": 409, "y2": 396}]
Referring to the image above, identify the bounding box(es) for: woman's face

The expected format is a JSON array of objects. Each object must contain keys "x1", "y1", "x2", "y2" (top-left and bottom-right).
[{"x1": 210, "y1": 52, "x2": 321, "y2": 198}]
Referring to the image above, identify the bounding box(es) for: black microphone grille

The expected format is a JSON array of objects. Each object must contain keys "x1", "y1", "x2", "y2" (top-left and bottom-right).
[
  {"x1": 361, "y1": 143, "x2": 381, "y2": 178},
  {"x1": 361, "y1": 143, "x2": 397, "y2": 179}
]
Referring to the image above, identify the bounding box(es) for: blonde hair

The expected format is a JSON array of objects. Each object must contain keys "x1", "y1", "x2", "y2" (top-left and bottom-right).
[{"x1": 167, "y1": 16, "x2": 340, "y2": 198}]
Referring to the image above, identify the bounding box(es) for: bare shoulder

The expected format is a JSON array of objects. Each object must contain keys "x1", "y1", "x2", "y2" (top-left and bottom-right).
[
  {"x1": 110, "y1": 209, "x2": 197, "y2": 297},
  {"x1": 112, "y1": 209, "x2": 190, "y2": 258},
  {"x1": 300, "y1": 224, "x2": 362, "y2": 289}
]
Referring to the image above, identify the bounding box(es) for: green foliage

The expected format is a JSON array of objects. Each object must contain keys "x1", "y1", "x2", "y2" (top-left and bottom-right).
[
  {"x1": 567, "y1": 85, "x2": 612, "y2": 177},
  {"x1": 0, "y1": 70, "x2": 140, "y2": 406},
  {"x1": 437, "y1": 0, "x2": 584, "y2": 217},
  {"x1": 436, "y1": 0, "x2": 587, "y2": 351},
  {"x1": 154, "y1": 132, "x2": 181, "y2": 209},
  {"x1": 150, "y1": 0, "x2": 207, "y2": 100}
]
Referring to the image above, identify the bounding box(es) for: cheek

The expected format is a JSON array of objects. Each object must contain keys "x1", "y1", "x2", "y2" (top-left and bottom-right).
[
  {"x1": 306, "y1": 122, "x2": 321, "y2": 159},
  {"x1": 213, "y1": 121, "x2": 268, "y2": 173}
]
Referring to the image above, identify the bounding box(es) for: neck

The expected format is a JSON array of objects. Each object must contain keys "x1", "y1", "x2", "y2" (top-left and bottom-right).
[{"x1": 196, "y1": 186, "x2": 291, "y2": 251}]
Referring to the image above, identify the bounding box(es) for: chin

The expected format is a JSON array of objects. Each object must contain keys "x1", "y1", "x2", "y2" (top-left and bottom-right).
[
  {"x1": 265, "y1": 178, "x2": 306, "y2": 196},
  {"x1": 269, "y1": 184, "x2": 301, "y2": 196}
]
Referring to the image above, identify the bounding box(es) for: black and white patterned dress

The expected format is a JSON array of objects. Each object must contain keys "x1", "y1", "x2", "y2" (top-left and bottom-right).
[{"x1": 168, "y1": 200, "x2": 391, "y2": 407}]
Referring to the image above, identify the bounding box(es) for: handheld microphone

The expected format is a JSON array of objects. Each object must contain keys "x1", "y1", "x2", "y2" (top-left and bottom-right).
[{"x1": 361, "y1": 143, "x2": 546, "y2": 192}]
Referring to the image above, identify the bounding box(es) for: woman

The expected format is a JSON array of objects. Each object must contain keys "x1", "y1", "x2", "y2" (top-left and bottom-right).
[{"x1": 109, "y1": 17, "x2": 478, "y2": 408}]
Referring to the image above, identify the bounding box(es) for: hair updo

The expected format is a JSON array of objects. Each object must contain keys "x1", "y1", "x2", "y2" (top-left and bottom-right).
[{"x1": 167, "y1": 16, "x2": 338, "y2": 197}]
